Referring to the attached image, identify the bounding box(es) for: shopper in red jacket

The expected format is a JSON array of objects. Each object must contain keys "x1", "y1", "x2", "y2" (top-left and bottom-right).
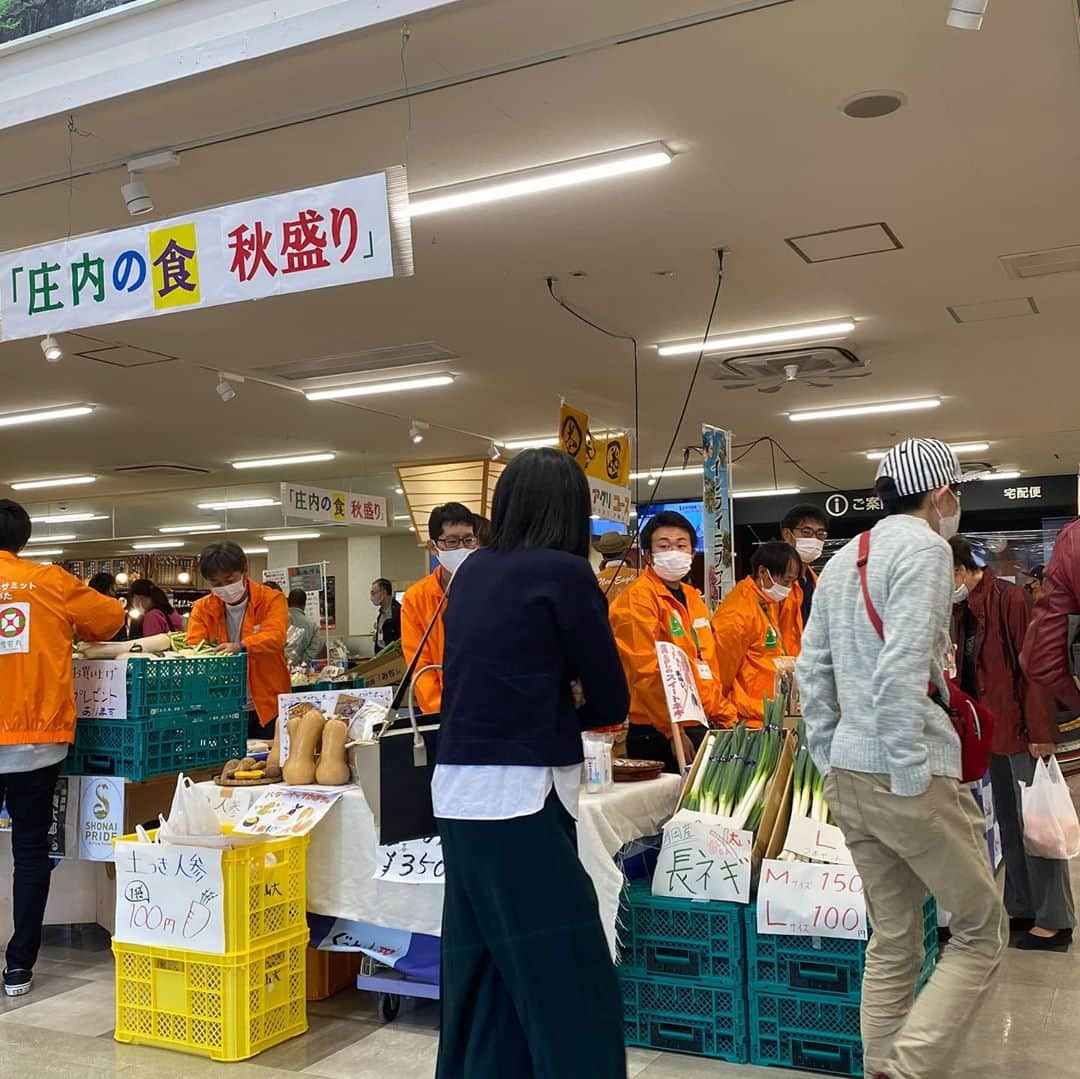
[{"x1": 951, "y1": 537, "x2": 1074, "y2": 951}]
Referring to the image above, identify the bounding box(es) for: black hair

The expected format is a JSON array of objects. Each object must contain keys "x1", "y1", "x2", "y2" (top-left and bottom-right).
[
  {"x1": 0, "y1": 500, "x2": 31, "y2": 554},
  {"x1": 874, "y1": 476, "x2": 930, "y2": 516},
  {"x1": 781, "y1": 503, "x2": 828, "y2": 533},
  {"x1": 488, "y1": 448, "x2": 591, "y2": 558},
  {"x1": 373, "y1": 578, "x2": 393, "y2": 597},
  {"x1": 198, "y1": 541, "x2": 247, "y2": 580},
  {"x1": 949, "y1": 535, "x2": 979, "y2": 572},
  {"x1": 129, "y1": 578, "x2": 175, "y2": 615},
  {"x1": 287, "y1": 588, "x2": 307, "y2": 608},
  {"x1": 88, "y1": 572, "x2": 117, "y2": 595},
  {"x1": 472, "y1": 514, "x2": 492, "y2": 548},
  {"x1": 428, "y1": 502, "x2": 474, "y2": 543},
  {"x1": 264, "y1": 580, "x2": 283, "y2": 592},
  {"x1": 752, "y1": 541, "x2": 801, "y2": 579},
  {"x1": 128, "y1": 578, "x2": 153, "y2": 597},
  {"x1": 640, "y1": 510, "x2": 698, "y2": 553}
]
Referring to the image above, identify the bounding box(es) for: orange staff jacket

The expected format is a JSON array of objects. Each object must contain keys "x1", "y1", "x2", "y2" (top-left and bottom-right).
[
  {"x1": 0, "y1": 550, "x2": 125, "y2": 746},
  {"x1": 400, "y1": 569, "x2": 448, "y2": 715},
  {"x1": 710, "y1": 576, "x2": 800, "y2": 726},
  {"x1": 791, "y1": 564, "x2": 818, "y2": 639},
  {"x1": 609, "y1": 567, "x2": 736, "y2": 738},
  {"x1": 187, "y1": 579, "x2": 290, "y2": 727}
]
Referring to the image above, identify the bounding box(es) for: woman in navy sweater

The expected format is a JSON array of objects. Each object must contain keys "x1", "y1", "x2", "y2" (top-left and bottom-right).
[{"x1": 435, "y1": 448, "x2": 631, "y2": 1079}]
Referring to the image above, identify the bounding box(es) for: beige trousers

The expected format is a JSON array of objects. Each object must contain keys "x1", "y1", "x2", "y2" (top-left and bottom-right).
[{"x1": 824, "y1": 770, "x2": 1006, "y2": 1079}]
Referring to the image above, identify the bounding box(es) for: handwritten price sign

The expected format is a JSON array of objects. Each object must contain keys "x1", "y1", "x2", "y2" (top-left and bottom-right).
[
  {"x1": 781, "y1": 817, "x2": 854, "y2": 865},
  {"x1": 652, "y1": 809, "x2": 752, "y2": 904},
  {"x1": 374, "y1": 836, "x2": 445, "y2": 885},
  {"x1": 113, "y1": 841, "x2": 226, "y2": 954},
  {"x1": 757, "y1": 859, "x2": 868, "y2": 940}
]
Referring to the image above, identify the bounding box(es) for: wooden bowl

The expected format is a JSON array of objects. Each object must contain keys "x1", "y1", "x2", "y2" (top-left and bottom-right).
[{"x1": 613, "y1": 759, "x2": 664, "y2": 783}]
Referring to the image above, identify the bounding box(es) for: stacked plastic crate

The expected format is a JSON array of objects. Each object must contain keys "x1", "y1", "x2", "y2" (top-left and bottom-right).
[
  {"x1": 65, "y1": 655, "x2": 248, "y2": 780},
  {"x1": 112, "y1": 831, "x2": 310, "y2": 1061},
  {"x1": 618, "y1": 880, "x2": 749, "y2": 1063},
  {"x1": 745, "y1": 894, "x2": 938, "y2": 1076}
]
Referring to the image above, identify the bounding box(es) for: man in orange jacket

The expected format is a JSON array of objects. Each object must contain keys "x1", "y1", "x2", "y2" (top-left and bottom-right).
[
  {"x1": 711, "y1": 541, "x2": 802, "y2": 726},
  {"x1": 0, "y1": 501, "x2": 124, "y2": 997},
  {"x1": 187, "y1": 541, "x2": 290, "y2": 736},
  {"x1": 401, "y1": 503, "x2": 477, "y2": 715},
  {"x1": 610, "y1": 510, "x2": 736, "y2": 772}
]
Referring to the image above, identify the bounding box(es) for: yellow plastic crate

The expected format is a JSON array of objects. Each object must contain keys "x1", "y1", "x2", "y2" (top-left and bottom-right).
[
  {"x1": 113, "y1": 929, "x2": 308, "y2": 1061},
  {"x1": 116, "y1": 831, "x2": 308, "y2": 953}
]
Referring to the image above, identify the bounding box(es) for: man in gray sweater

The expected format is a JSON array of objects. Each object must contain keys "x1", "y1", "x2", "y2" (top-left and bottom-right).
[{"x1": 797, "y1": 438, "x2": 1005, "y2": 1079}]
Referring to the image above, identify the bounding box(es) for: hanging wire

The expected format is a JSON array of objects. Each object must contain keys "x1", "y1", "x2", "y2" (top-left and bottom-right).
[{"x1": 400, "y1": 24, "x2": 413, "y2": 171}]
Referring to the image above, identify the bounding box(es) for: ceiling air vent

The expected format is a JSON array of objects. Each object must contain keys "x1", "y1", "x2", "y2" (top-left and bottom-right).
[
  {"x1": 1000, "y1": 245, "x2": 1080, "y2": 280},
  {"x1": 711, "y1": 346, "x2": 869, "y2": 393},
  {"x1": 113, "y1": 463, "x2": 212, "y2": 476},
  {"x1": 252, "y1": 342, "x2": 457, "y2": 383}
]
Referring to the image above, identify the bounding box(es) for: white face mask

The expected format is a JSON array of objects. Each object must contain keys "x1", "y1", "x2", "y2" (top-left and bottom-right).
[
  {"x1": 933, "y1": 491, "x2": 961, "y2": 541},
  {"x1": 651, "y1": 550, "x2": 693, "y2": 582},
  {"x1": 794, "y1": 537, "x2": 825, "y2": 565},
  {"x1": 953, "y1": 583, "x2": 969, "y2": 604},
  {"x1": 761, "y1": 572, "x2": 792, "y2": 603},
  {"x1": 794, "y1": 537, "x2": 824, "y2": 564},
  {"x1": 211, "y1": 579, "x2": 247, "y2": 604},
  {"x1": 437, "y1": 547, "x2": 473, "y2": 576}
]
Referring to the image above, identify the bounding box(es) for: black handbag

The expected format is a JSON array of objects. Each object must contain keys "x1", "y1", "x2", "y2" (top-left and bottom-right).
[{"x1": 349, "y1": 587, "x2": 446, "y2": 845}]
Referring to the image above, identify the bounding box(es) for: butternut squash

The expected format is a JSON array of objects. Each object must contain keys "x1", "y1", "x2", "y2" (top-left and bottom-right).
[
  {"x1": 315, "y1": 718, "x2": 351, "y2": 786},
  {"x1": 282, "y1": 709, "x2": 325, "y2": 785},
  {"x1": 267, "y1": 725, "x2": 281, "y2": 769}
]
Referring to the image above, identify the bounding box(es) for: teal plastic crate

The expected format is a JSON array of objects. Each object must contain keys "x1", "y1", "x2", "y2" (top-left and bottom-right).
[
  {"x1": 749, "y1": 989, "x2": 862, "y2": 1076},
  {"x1": 621, "y1": 971, "x2": 748, "y2": 1062},
  {"x1": 122, "y1": 655, "x2": 247, "y2": 717},
  {"x1": 745, "y1": 894, "x2": 938, "y2": 1002},
  {"x1": 63, "y1": 706, "x2": 245, "y2": 782},
  {"x1": 619, "y1": 880, "x2": 745, "y2": 985}
]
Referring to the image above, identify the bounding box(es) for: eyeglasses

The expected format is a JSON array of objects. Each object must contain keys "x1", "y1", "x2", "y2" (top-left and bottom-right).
[
  {"x1": 794, "y1": 526, "x2": 828, "y2": 541},
  {"x1": 436, "y1": 537, "x2": 478, "y2": 551}
]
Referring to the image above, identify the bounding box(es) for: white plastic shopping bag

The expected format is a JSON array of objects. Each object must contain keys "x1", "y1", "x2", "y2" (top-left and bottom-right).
[
  {"x1": 1020, "y1": 756, "x2": 1080, "y2": 860},
  {"x1": 158, "y1": 773, "x2": 222, "y2": 839}
]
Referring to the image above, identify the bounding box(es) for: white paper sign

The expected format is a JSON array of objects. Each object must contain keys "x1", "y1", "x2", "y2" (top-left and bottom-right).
[
  {"x1": 0, "y1": 603, "x2": 30, "y2": 654},
  {"x1": 232, "y1": 786, "x2": 344, "y2": 836},
  {"x1": 72, "y1": 659, "x2": 128, "y2": 719},
  {"x1": 277, "y1": 687, "x2": 393, "y2": 763},
  {"x1": 114, "y1": 841, "x2": 226, "y2": 954},
  {"x1": 652, "y1": 809, "x2": 752, "y2": 904},
  {"x1": 757, "y1": 859, "x2": 868, "y2": 940},
  {"x1": 0, "y1": 171, "x2": 405, "y2": 341},
  {"x1": 781, "y1": 817, "x2": 854, "y2": 866},
  {"x1": 203, "y1": 785, "x2": 259, "y2": 825},
  {"x1": 78, "y1": 776, "x2": 125, "y2": 861},
  {"x1": 656, "y1": 642, "x2": 708, "y2": 729},
  {"x1": 374, "y1": 835, "x2": 445, "y2": 884}
]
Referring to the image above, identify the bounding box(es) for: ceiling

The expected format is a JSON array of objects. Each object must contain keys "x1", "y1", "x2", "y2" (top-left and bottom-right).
[{"x1": 2, "y1": 0, "x2": 1080, "y2": 556}]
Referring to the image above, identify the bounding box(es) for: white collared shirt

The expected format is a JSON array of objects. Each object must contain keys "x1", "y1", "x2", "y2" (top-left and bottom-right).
[{"x1": 432, "y1": 763, "x2": 581, "y2": 821}]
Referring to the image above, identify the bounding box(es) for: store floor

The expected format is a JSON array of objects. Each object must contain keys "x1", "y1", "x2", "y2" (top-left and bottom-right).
[{"x1": 3, "y1": 822, "x2": 1078, "y2": 1078}]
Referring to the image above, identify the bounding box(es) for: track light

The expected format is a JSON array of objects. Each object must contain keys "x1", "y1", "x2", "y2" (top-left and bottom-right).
[
  {"x1": 409, "y1": 421, "x2": 427, "y2": 445},
  {"x1": 216, "y1": 374, "x2": 237, "y2": 403},
  {"x1": 40, "y1": 335, "x2": 62, "y2": 363},
  {"x1": 489, "y1": 440, "x2": 501, "y2": 461},
  {"x1": 121, "y1": 172, "x2": 153, "y2": 216}
]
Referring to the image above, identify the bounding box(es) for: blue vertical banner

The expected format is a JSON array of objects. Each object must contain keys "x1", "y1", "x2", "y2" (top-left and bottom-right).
[{"x1": 702, "y1": 425, "x2": 733, "y2": 612}]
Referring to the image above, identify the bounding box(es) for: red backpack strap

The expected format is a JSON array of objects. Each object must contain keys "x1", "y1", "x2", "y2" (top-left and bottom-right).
[{"x1": 856, "y1": 531, "x2": 885, "y2": 641}]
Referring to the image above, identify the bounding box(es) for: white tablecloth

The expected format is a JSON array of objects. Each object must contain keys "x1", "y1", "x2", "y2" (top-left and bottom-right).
[{"x1": 198, "y1": 774, "x2": 680, "y2": 957}]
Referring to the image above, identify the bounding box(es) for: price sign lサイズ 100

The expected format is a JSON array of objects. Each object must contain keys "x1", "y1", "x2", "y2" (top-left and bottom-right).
[{"x1": 756, "y1": 860, "x2": 867, "y2": 940}]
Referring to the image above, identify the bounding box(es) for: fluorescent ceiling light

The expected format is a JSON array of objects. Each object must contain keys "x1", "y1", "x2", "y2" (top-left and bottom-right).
[
  {"x1": 306, "y1": 375, "x2": 454, "y2": 402},
  {"x1": 502, "y1": 437, "x2": 561, "y2": 450},
  {"x1": 26, "y1": 548, "x2": 63, "y2": 557},
  {"x1": 159, "y1": 524, "x2": 221, "y2": 534},
  {"x1": 10, "y1": 475, "x2": 96, "y2": 491},
  {"x1": 196, "y1": 498, "x2": 280, "y2": 511},
  {"x1": 242, "y1": 546, "x2": 269, "y2": 555},
  {"x1": 977, "y1": 470, "x2": 1021, "y2": 481},
  {"x1": 231, "y1": 452, "x2": 336, "y2": 470},
  {"x1": 629, "y1": 466, "x2": 702, "y2": 480},
  {"x1": 789, "y1": 398, "x2": 941, "y2": 423},
  {"x1": 865, "y1": 440, "x2": 989, "y2": 461},
  {"x1": 0, "y1": 405, "x2": 94, "y2": 429},
  {"x1": 732, "y1": 487, "x2": 802, "y2": 500},
  {"x1": 658, "y1": 318, "x2": 855, "y2": 358},
  {"x1": 28, "y1": 533, "x2": 77, "y2": 543},
  {"x1": 409, "y1": 142, "x2": 673, "y2": 217},
  {"x1": 263, "y1": 532, "x2": 321, "y2": 541},
  {"x1": 29, "y1": 512, "x2": 106, "y2": 524},
  {"x1": 394, "y1": 515, "x2": 411, "y2": 521},
  {"x1": 133, "y1": 540, "x2": 185, "y2": 550}
]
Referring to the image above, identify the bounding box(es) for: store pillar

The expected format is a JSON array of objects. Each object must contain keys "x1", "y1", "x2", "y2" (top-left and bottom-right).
[{"x1": 347, "y1": 537, "x2": 381, "y2": 653}]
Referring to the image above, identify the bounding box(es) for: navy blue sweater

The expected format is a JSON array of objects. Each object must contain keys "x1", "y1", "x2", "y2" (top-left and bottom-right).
[{"x1": 437, "y1": 547, "x2": 631, "y2": 767}]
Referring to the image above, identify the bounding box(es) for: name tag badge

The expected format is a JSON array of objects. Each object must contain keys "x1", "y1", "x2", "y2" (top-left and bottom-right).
[
  {"x1": 692, "y1": 618, "x2": 709, "y2": 630},
  {"x1": 253, "y1": 624, "x2": 261, "y2": 633},
  {"x1": 696, "y1": 660, "x2": 714, "y2": 682}
]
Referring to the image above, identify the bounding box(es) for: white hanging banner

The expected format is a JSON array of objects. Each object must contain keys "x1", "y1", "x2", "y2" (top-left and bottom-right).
[
  {"x1": 280, "y1": 483, "x2": 389, "y2": 528},
  {"x1": 0, "y1": 169, "x2": 410, "y2": 341},
  {"x1": 756, "y1": 859, "x2": 868, "y2": 940}
]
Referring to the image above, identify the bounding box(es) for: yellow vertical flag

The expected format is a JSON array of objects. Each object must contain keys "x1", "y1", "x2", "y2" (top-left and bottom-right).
[
  {"x1": 586, "y1": 434, "x2": 631, "y2": 488},
  {"x1": 558, "y1": 401, "x2": 592, "y2": 470}
]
